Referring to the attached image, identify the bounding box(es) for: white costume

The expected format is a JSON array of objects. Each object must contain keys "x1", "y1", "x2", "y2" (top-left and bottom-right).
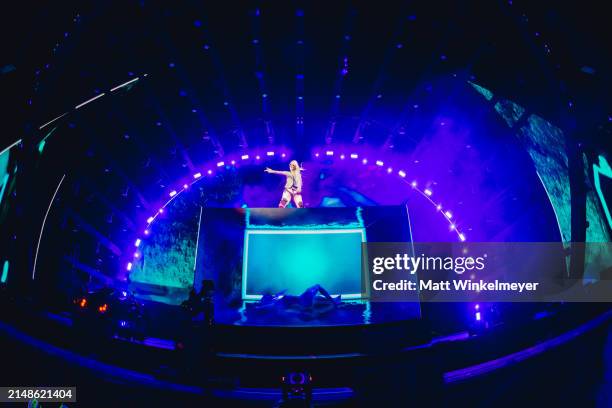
[{"x1": 265, "y1": 161, "x2": 304, "y2": 208}]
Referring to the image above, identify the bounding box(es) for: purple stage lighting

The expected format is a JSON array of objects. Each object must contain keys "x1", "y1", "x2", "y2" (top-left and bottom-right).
[{"x1": 123, "y1": 143, "x2": 470, "y2": 274}]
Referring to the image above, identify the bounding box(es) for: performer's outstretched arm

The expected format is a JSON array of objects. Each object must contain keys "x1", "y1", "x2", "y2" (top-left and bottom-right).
[{"x1": 264, "y1": 167, "x2": 290, "y2": 176}]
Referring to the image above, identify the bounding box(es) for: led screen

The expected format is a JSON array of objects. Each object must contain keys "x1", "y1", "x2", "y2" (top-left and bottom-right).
[{"x1": 242, "y1": 229, "x2": 366, "y2": 299}]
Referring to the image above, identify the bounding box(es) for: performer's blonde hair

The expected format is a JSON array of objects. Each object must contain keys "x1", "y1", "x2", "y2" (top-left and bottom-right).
[{"x1": 289, "y1": 160, "x2": 305, "y2": 172}]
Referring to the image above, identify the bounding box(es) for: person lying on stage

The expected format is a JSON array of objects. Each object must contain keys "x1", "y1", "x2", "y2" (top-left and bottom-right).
[
  {"x1": 256, "y1": 284, "x2": 342, "y2": 309},
  {"x1": 264, "y1": 160, "x2": 305, "y2": 208}
]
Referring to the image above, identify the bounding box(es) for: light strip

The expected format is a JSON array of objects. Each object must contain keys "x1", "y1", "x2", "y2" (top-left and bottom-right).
[
  {"x1": 110, "y1": 77, "x2": 139, "y2": 92},
  {"x1": 193, "y1": 206, "x2": 203, "y2": 272},
  {"x1": 0, "y1": 139, "x2": 22, "y2": 156},
  {"x1": 444, "y1": 310, "x2": 612, "y2": 383},
  {"x1": 39, "y1": 112, "x2": 68, "y2": 130},
  {"x1": 32, "y1": 174, "x2": 66, "y2": 279},
  {"x1": 75, "y1": 93, "x2": 106, "y2": 110}
]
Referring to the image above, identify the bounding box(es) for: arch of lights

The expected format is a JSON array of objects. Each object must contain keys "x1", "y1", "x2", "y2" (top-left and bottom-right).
[{"x1": 125, "y1": 146, "x2": 468, "y2": 273}]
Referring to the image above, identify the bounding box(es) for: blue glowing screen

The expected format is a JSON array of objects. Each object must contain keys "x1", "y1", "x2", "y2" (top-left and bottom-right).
[{"x1": 242, "y1": 229, "x2": 365, "y2": 299}]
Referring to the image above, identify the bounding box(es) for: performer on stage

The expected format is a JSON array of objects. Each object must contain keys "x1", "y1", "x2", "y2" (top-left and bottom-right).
[{"x1": 264, "y1": 160, "x2": 305, "y2": 208}]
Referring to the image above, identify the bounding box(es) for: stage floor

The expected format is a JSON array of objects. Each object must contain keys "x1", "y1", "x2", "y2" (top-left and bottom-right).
[{"x1": 215, "y1": 299, "x2": 421, "y2": 327}]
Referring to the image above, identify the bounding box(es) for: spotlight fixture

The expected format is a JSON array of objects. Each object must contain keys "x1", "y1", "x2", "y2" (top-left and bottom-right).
[{"x1": 281, "y1": 371, "x2": 313, "y2": 405}]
